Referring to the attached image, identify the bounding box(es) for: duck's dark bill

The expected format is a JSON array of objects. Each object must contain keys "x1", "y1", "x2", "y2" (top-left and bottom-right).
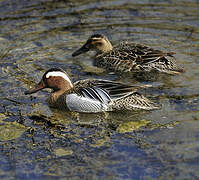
[
  {"x1": 72, "y1": 44, "x2": 89, "y2": 57},
  {"x1": 25, "y1": 81, "x2": 45, "y2": 95}
]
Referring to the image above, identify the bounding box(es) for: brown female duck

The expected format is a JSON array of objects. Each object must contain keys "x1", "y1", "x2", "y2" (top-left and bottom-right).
[{"x1": 72, "y1": 34, "x2": 184, "y2": 75}]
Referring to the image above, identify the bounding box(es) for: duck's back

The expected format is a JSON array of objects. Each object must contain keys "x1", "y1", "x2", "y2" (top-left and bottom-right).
[{"x1": 95, "y1": 42, "x2": 184, "y2": 74}]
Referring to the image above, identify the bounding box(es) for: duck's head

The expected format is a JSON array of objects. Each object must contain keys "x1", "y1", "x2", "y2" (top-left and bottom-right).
[
  {"x1": 72, "y1": 34, "x2": 113, "y2": 56},
  {"x1": 25, "y1": 68, "x2": 73, "y2": 95}
]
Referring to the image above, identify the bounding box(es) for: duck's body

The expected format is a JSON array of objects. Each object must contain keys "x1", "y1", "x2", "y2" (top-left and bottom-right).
[
  {"x1": 25, "y1": 68, "x2": 160, "y2": 113},
  {"x1": 72, "y1": 34, "x2": 184, "y2": 75}
]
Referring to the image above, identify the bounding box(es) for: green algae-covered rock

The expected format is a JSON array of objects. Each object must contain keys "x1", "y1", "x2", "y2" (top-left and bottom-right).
[
  {"x1": 0, "y1": 118, "x2": 27, "y2": 141},
  {"x1": 117, "y1": 120, "x2": 150, "y2": 133}
]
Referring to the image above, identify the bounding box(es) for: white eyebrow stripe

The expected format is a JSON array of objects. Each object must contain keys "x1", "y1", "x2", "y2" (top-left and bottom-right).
[{"x1": 46, "y1": 71, "x2": 73, "y2": 87}]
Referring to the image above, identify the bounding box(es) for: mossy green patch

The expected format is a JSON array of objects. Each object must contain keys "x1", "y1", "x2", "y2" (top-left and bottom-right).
[
  {"x1": 0, "y1": 120, "x2": 27, "y2": 141},
  {"x1": 117, "y1": 120, "x2": 150, "y2": 133}
]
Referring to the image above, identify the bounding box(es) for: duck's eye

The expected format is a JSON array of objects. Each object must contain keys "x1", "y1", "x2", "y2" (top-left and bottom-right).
[
  {"x1": 85, "y1": 44, "x2": 90, "y2": 49},
  {"x1": 96, "y1": 42, "x2": 102, "y2": 46}
]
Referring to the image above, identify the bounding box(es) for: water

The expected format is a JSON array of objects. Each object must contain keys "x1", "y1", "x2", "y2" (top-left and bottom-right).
[{"x1": 0, "y1": 0, "x2": 199, "y2": 179}]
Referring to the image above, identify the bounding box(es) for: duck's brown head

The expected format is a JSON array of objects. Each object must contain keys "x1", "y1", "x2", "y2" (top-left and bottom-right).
[
  {"x1": 72, "y1": 34, "x2": 113, "y2": 56},
  {"x1": 25, "y1": 68, "x2": 73, "y2": 95}
]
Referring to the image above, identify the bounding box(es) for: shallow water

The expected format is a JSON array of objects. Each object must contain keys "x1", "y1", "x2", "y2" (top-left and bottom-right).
[{"x1": 0, "y1": 0, "x2": 199, "y2": 179}]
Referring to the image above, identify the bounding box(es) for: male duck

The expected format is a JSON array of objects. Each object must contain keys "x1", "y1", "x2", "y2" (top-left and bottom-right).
[
  {"x1": 72, "y1": 34, "x2": 184, "y2": 75},
  {"x1": 25, "y1": 68, "x2": 160, "y2": 113}
]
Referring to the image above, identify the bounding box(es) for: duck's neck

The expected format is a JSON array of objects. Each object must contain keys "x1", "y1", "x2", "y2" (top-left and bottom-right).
[{"x1": 48, "y1": 87, "x2": 72, "y2": 109}]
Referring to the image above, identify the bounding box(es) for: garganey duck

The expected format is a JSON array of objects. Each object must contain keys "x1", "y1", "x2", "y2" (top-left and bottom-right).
[
  {"x1": 25, "y1": 68, "x2": 160, "y2": 113},
  {"x1": 72, "y1": 34, "x2": 184, "y2": 75}
]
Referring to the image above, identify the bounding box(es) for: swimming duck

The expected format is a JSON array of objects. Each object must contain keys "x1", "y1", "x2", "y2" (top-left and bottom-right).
[
  {"x1": 72, "y1": 34, "x2": 184, "y2": 75},
  {"x1": 25, "y1": 68, "x2": 160, "y2": 113}
]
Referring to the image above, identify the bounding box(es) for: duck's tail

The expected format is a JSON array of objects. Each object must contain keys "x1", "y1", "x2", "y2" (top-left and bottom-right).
[{"x1": 112, "y1": 92, "x2": 161, "y2": 111}]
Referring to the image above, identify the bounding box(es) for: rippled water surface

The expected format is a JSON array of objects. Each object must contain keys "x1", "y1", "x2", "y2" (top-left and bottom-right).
[{"x1": 0, "y1": 0, "x2": 199, "y2": 179}]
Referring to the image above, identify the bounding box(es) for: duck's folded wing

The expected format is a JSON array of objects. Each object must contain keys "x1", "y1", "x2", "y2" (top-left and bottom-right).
[
  {"x1": 115, "y1": 43, "x2": 183, "y2": 73},
  {"x1": 90, "y1": 80, "x2": 151, "y2": 100},
  {"x1": 74, "y1": 79, "x2": 151, "y2": 101},
  {"x1": 97, "y1": 43, "x2": 175, "y2": 69},
  {"x1": 80, "y1": 87, "x2": 112, "y2": 104},
  {"x1": 120, "y1": 43, "x2": 182, "y2": 71}
]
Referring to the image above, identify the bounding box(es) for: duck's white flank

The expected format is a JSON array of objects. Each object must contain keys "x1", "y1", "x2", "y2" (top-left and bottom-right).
[{"x1": 46, "y1": 71, "x2": 73, "y2": 87}]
